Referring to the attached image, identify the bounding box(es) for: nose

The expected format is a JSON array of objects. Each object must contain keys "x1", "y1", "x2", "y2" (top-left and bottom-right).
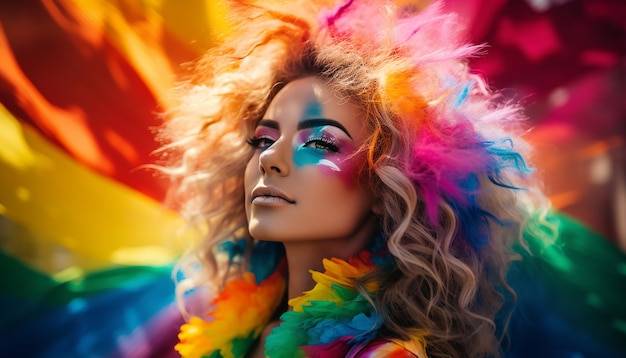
[{"x1": 258, "y1": 139, "x2": 290, "y2": 177}]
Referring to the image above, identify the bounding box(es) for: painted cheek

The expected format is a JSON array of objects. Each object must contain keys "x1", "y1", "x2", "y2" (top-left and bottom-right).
[
  {"x1": 330, "y1": 151, "x2": 363, "y2": 188},
  {"x1": 293, "y1": 132, "x2": 361, "y2": 188}
]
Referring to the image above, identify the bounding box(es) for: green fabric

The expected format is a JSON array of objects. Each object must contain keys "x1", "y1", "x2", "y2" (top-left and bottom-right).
[
  {"x1": 0, "y1": 249, "x2": 172, "y2": 305},
  {"x1": 520, "y1": 211, "x2": 626, "y2": 352}
]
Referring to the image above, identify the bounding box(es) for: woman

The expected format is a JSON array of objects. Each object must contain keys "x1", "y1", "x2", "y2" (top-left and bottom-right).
[{"x1": 158, "y1": 0, "x2": 549, "y2": 357}]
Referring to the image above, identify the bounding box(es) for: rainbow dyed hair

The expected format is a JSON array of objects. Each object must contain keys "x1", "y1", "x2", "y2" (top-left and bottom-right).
[{"x1": 161, "y1": 0, "x2": 548, "y2": 357}]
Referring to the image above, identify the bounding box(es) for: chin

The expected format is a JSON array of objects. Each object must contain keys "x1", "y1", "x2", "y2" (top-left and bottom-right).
[
  {"x1": 248, "y1": 222, "x2": 277, "y2": 242},
  {"x1": 248, "y1": 225, "x2": 307, "y2": 243}
]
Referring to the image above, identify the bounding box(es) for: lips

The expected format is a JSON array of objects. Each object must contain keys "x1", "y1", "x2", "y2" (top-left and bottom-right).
[{"x1": 251, "y1": 186, "x2": 295, "y2": 205}]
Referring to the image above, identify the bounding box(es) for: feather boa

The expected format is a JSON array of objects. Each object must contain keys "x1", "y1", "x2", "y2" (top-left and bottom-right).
[{"x1": 175, "y1": 241, "x2": 427, "y2": 358}]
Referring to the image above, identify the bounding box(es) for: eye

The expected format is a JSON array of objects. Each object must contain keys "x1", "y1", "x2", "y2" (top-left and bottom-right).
[
  {"x1": 303, "y1": 137, "x2": 339, "y2": 152},
  {"x1": 247, "y1": 136, "x2": 275, "y2": 150}
]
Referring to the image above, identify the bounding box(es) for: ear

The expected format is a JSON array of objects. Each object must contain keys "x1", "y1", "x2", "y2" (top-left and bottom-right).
[{"x1": 372, "y1": 200, "x2": 384, "y2": 216}]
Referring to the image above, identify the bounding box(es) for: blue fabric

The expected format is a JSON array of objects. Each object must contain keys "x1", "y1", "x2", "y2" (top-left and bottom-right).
[
  {"x1": 506, "y1": 212, "x2": 626, "y2": 358},
  {"x1": 0, "y1": 265, "x2": 178, "y2": 357}
]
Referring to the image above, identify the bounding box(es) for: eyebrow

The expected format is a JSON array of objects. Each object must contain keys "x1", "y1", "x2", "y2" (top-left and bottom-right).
[
  {"x1": 256, "y1": 119, "x2": 280, "y2": 130},
  {"x1": 256, "y1": 118, "x2": 353, "y2": 139},
  {"x1": 298, "y1": 118, "x2": 352, "y2": 139}
]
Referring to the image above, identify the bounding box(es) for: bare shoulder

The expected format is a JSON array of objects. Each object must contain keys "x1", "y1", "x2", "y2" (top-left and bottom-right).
[{"x1": 349, "y1": 338, "x2": 427, "y2": 358}]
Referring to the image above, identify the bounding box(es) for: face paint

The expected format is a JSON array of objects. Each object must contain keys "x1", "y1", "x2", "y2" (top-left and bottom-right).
[
  {"x1": 293, "y1": 124, "x2": 360, "y2": 186},
  {"x1": 303, "y1": 101, "x2": 323, "y2": 117},
  {"x1": 244, "y1": 76, "x2": 376, "y2": 244}
]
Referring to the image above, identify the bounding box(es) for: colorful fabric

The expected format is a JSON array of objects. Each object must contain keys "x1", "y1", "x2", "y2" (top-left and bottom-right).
[
  {"x1": 0, "y1": 246, "x2": 182, "y2": 357},
  {"x1": 507, "y1": 212, "x2": 626, "y2": 357},
  {"x1": 0, "y1": 107, "x2": 184, "y2": 357},
  {"x1": 0, "y1": 1, "x2": 215, "y2": 356}
]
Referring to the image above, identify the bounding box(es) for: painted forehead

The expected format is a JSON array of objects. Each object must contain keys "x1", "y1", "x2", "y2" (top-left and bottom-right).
[
  {"x1": 263, "y1": 77, "x2": 364, "y2": 134},
  {"x1": 265, "y1": 77, "x2": 331, "y2": 117}
]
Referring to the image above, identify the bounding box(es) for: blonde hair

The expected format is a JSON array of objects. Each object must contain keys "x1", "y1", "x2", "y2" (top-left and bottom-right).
[{"x1": 158, "y1": 1, "x2": 550, "y2": 357}]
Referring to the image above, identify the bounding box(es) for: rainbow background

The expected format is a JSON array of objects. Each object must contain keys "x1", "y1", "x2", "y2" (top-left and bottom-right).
[{"x1": 1, "y1": 0, "x2": 625, "y2": 357}]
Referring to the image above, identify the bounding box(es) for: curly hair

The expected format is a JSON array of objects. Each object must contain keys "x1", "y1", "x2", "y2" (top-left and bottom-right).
[{"x1": 158, "y1": 1, "x2": 550, "y2": 357}]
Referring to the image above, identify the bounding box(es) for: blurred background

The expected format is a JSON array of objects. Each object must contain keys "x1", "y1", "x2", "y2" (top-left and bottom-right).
[{"x1": 0, "y1": 0, "x2": 624, "y2": 357}]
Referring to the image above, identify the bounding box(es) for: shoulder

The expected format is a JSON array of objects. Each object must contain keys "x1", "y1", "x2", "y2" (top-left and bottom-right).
[{"x1": 348, "y1": 338, "x2": 427, "y2": 358}]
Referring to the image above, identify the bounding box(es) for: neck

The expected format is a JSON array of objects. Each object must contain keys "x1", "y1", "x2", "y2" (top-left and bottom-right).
[{"x1": 282, "y1": 235, "x2": 373, "y2": 301}]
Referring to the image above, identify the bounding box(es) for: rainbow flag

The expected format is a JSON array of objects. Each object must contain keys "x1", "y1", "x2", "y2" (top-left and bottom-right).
[
  {"x1": 0, "y1": 1, "x2": 230, "y2": 355},
  {"x1": 1, "y1": 1, "x2": 624, "y2": 357}
]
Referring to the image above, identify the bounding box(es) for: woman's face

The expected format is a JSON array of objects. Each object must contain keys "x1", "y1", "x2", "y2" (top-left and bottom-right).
[{"x1": 244, "y1": 76, "x2": 377, "y2": 243}]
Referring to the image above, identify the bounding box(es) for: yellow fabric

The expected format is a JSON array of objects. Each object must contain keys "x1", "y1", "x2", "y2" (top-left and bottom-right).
[
  {"x1": 67, "y1": 0, "x2": 231, "y2": 106},
  {"x1": 0, "y1": 105, "x2": 184, "y2": 274}
]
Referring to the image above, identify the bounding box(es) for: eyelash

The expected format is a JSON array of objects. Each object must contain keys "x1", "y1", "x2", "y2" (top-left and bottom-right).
[
  {"x1": 247, "y1": 133, "x2": 340, "y2": 152},
  {"x1": 246, "y1": 136, "x2": 275, "y2": 150},
  {"x1": 304, "y1": 136, "x2": 339, "y2": 152}
]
